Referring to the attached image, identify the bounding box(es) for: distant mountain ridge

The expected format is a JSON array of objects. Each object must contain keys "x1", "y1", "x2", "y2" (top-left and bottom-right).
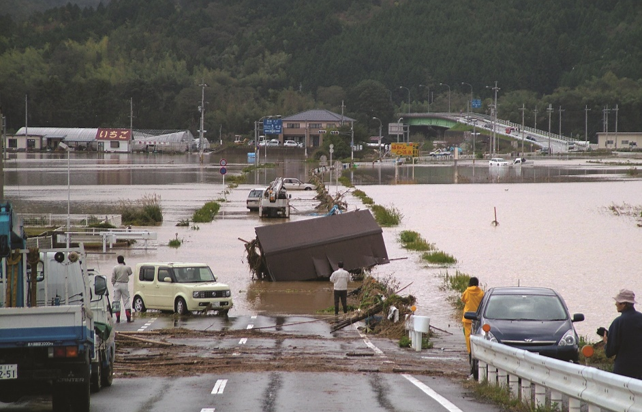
[{"x1": 0, "y1": 0, "x2": 106, "y2": 20}]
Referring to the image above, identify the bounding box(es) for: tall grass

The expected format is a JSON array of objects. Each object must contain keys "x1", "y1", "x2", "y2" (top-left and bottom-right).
[
  {"x1": 192, "y1": 201, "x2": 221, "y2": 223},
  {"x1": 421, "y1": 250, "x2": 457, "y2": 265},
  {"x1": 399, "y1": 230, "x2": 434, "y2": 251},
  {"x1": 371, "y1": 204, "x2": 402, "y2": 227},
  {"x1": 118, "y1": 194, "x2": 163, "y2": 226}
]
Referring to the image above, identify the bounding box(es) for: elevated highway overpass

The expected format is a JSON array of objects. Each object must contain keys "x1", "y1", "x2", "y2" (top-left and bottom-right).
[{"x1": 397, "y1": 112, "x2": 587, "y2": 154}]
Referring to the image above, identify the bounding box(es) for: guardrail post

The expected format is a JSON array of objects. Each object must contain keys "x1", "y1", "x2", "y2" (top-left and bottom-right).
[
  {"x1": 587, "y1": 405, "x2": 600, "y2": 412},
  {"x1": 508, "y1": 373, "x2": 519, "y2": 399},
  {"x1": 498, "y1": 368, "x2": 508, "y2": 388},
  {"x1": 550, "y1": 390, "x2": 562, "y2": 410},
  {"x1": 534, "y1": 383, "x2": 546, "y2": 408},
  {"x1": 488, "y1": 366, "x2": 497, "y2": 386},
  {"x1": 520, "y1": 379, "x2": 532, "y2": 406},
  {"x1": 477, "y1": 360, "x2": 487, "y2": 383},
  {"x1": 568, "y1": 397, "x2": 581, "y2": 412}
]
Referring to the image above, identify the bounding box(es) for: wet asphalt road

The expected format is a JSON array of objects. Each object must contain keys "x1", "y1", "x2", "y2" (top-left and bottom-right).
[{"x1": 0, "y1": 313, "x2": 503, "y2": 412}]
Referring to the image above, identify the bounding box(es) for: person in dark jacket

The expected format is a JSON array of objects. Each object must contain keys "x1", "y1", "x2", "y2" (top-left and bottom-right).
[{"x1": 602, "y1": 289, "x2": 642, "y2": 379}]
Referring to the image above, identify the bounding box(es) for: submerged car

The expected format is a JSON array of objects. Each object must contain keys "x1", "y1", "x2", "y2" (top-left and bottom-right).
[
  {"x1": 132, "y1": 262, "x2": 233, "y2": 316},
  {"x1": 465, "y1": 286, "x2": 584, "y2": 375},
  {"x1": 246, "y1": 187, "x2": 266, "y2": 211},
  {"x1": 489, "y1": 157, "x2": 509, "y2": 166}
]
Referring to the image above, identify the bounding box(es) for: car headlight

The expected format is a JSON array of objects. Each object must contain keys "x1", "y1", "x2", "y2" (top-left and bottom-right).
[
  {"x1": 484, "y1": 330, "x2": 498, "y2": 342},
  {"x1": 224, "y1": 290, "x2": 231, "y2": 297},
  {"x1": 193, "y1": 291, "x2": 203, "y2": 298},
  {"x1": 559, "y1": 329, "x2": 577, "y2": 346}
]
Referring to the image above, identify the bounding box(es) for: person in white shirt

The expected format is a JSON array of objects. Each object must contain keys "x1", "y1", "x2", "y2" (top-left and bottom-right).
[{"x1": 329, "y1": 261, "x2": 350, "y2": 315}]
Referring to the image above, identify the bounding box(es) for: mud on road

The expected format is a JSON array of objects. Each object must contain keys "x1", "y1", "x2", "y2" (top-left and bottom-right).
[{"x1": 114, "y1": 321, "x2": 470, "y2": 380}]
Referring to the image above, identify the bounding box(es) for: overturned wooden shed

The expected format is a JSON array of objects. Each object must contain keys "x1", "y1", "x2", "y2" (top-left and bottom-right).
[{"x1": 254, "y1": 210, "x2": 389, "y2": 281}]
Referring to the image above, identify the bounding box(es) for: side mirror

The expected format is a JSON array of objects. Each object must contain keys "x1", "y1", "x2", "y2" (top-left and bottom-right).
[
  {"x1": 94, "y1": 276, "x2": 108, "y2": 296},
  {"x1": 464, "y1": 311, "x2": 479, "y2": 321},
  {"x1": 572, "y1": 313, "x2": 585, "y2": 322},
  {"x1": 162, "y1": 277, "x2": 173, "y2": 283}
]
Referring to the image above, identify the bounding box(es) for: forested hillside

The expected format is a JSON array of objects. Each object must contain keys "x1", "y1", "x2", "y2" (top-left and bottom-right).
[{"x1": 1, "y1": 0, "x2": 641, "y2": 142}]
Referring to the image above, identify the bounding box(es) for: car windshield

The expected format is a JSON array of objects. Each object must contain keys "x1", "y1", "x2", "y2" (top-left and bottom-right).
[
  {"x1": 484, "y1": 294, "x2": 567, "y2": 321},
  {"x1": 172, "y1": 266, "x2": 216, "y2": 283}
]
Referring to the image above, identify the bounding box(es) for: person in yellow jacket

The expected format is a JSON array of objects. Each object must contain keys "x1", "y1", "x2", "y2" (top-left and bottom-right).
[{"x1": 462, "y1": 277, "x2": 484, "y2": 358}]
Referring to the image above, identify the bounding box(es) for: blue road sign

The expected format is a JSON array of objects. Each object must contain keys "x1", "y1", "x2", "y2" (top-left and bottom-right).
[
  {"x1": 220, "y1": 167, "x2": 227, "y2": 175},
  {"x1": 472, "y1": 99, "x2": 482, "y2": 109},
  {"x1": 263, "y1": 119, "x2": 283, "y2": 134}
]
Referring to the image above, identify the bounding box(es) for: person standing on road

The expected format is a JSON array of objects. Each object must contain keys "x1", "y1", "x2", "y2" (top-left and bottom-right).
[
  {"x1": 111, "y1": 255, "x2": 133, "y2": 323},
  {"x1": 330, "y1": 261, "x2": 350, "y2": 316},
  {"x1": 462, "y1": 277, "x2": 484, "y2": 357},
  {"x1": 601, "y1": 289, "x2": 642, "y2": 379}
]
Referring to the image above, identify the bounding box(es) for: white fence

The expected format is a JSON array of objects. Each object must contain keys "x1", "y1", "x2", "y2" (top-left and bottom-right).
[
  {"x1": 57, "y1": 229, "x2": 157, "y2": 252},
  {"x1": 19, "y1": 213, "x2": 122, "y2": 228},
  {"x1": 471, "y1": 335, "x2": 642, "y2": 412}
]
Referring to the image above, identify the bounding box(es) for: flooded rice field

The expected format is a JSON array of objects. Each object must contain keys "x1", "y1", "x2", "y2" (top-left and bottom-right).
[{"x1": 4, "y1": 151, "x2": 642, "y2": 338}]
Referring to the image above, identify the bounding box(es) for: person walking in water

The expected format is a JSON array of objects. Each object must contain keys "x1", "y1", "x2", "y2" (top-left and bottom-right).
[
  {"x1": 111, "y1": 255, "x2": 133, "y2": 323},
  {"x1": 330, "y1": 261, "x2": 350, "y2": 316}
]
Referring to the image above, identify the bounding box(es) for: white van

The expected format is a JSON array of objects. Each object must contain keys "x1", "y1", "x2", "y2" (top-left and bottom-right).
[{"x1": 247, "y1": 187, "x2": 266, "y2": 211}]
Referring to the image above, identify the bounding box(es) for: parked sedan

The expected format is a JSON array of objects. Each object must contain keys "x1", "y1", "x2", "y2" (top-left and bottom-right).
[
  {"x1": 464, "y1": 287, "x2": 584, "y2": 377},
  {"x1": 266, "y1": 139, "x2": 280, "y2": 146},
  {"x1": 283, "y1": 140, "x2": 299, "y2": 147},
  {"x1": 282, "y1": 178, "x2": 314, "y2": 191},
  {"x1": 489, "y1": 157, "x2": 509, "y2": 166}
]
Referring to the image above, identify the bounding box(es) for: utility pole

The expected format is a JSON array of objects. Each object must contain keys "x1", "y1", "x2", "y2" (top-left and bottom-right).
[
  {"x1": 584, "y1": 105, "x2": 591, "y2": 148},
  {"x1": 533, "y1": 107, "x2": 538, "y2": 131},
  {"x1": 546, "y1": 104, "x2": 554, "y2": 154},
  {"x1": 486, "y1": 81, "x2": 500, "y2": 154},
  {"x1": 519, "y1": 104, "x2": 526, "y2": 156},
  {"x1": 603, "y1": 105, "x2": 610, "y2": 148},
  {"x1": 558, "y1": 105, "x2": 565, "y2": 138},
  {"x1": 198, "y1": 81, "x2": 207, "y2": 164},
  {"x1": 129, "y1": 98, "x2": 134, "y2": 153},
  {"x1": 613, "y1": 104, "x2": 619, "y2": 149}
]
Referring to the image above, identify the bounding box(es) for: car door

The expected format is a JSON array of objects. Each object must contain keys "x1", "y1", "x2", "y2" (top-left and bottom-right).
[{"x1": 155, "y1": 267, "x2": 176, "y2": 310}]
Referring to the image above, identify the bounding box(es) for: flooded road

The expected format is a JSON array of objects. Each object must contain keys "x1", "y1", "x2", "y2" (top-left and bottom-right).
[{"x1": 4, "y1": 152, "x2": 642, "y2": 339}]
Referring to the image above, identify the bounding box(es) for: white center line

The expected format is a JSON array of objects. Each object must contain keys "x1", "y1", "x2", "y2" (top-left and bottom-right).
[
  {"x1": 211, "y1": 379, "x2": 228, "y2": 395},
  {"x1": 239, "y1": 338, "x2": 247, "y2": 344},
  {"x1": 246, "y1": 324, "x2": 254, "y2": 330},
  {"x1": 137, "y1": 317, "x2": 157, "y2": 332},
  {"x1": 402, "y1": 374, "x2": 463, "y2": 412}
]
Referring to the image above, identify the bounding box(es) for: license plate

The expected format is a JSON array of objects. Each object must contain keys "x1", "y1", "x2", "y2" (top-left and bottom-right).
[{"x1": 0, "y1": 364, "x2": 17, "y2": 380}]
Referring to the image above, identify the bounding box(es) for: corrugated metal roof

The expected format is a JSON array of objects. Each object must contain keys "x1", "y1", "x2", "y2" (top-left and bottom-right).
[
  {"x1": 255, "y1": 210, "x2": 389, "y2": 281},
  {"x1": 15, "y1": 127, "x2": 99, "y2": 142},
  {"x1": 282, "y1": 109, "x2": 355, "y2": 123}
]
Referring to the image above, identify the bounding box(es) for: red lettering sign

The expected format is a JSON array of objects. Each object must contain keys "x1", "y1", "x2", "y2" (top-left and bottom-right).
[{"x1": 96, "y1": 128, "x2": 131, "y2": 141}]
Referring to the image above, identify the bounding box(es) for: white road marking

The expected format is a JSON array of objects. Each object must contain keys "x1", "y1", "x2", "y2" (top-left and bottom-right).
[
  {"x1": 232, "y1": 352, "x2": 240, "y2": 356},
  {"x1": 246, "y1": 324, "x2": 254, "y2": 330},
  {"x1": 354, "y1": 325, "x2": 385, "y2": 356},
  {"x1": 137, "y1": 317, "x2": 157, "y2": 332},
  {"x1": 211, "y1": 379, "x2": 228, "y2": 395},
  {"x1": 239, "y1": 338, "x2": 247, "y2": 344},
  {"x1": 402, "y1": 374, "x2": 463, "y2": 412},
  {"x1": 200, "y1": 409, "x2": 215, "y2": 412},
  {"x1": 251, "y1": 315, "x2": 257, "y2": 319},
  {"x1": 421, "y1": 356, "x2": 462, "y2": 361}
]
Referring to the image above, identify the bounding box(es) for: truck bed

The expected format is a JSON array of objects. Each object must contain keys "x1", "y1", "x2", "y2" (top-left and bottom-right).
[{"x1": 0, "y1": 306, "x2": 89, "y2": 348}]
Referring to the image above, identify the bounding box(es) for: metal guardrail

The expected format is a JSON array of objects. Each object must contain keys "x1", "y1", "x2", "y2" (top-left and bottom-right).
[
  {"x1": 19, "y1": 213, "x2": 122, "y2": 228},
  {"x1": 470, "y1": 335, "x2": 642, "y2": 411},
  {"x1": 57, "y1": 229, "x2": 157, "y2": 252}
]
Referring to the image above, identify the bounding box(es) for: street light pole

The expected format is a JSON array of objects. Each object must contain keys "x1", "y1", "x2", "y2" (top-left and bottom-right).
[
  {"x1": 372, "y1": 117, "x2": 382, "y2": 158},
  {"x1": 461, "y1": 82, "x2": 473, "y2": 113},
  {"x1": 585, "y1": 105, "x2": 591, "y2": 148},
  {"x1": 439, "y1": 83, "x2": 451, "y2": 113},
  {"x1": 398, "y1": 86, "x2": 411, "y2": 114},
  {"x1": 546, "y1": 104, "x2": 554, "y2": 153},
  {"x1": 519, "y1": 104, "x2": 526, "y2": 156},
  {"x1": 486, "y1": 81, "x2": 500, "y2": 154}
]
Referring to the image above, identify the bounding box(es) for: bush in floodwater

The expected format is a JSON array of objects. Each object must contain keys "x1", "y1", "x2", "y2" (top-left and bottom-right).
[
  {"x1": 353, "y1": 189, "x2": 375, "y2": 205},
  {"x1": 119, "y1": 194, "x2": 163, "y2": 226},
  {"x1": 422, "y1": 250, "x2": 457, "y2": 265},
  {"x1": 399, "y1": 230, "x2": 434, "y2": 251},
  {"x1": 192, "y1": 201, "x2": 221, "y2": 223},
  {"x1": 168, "y1": 233, "x2": 182, "y2": 248},
  {"x1": 370, "y1": 204, "x2": 402, "y2": 227}
]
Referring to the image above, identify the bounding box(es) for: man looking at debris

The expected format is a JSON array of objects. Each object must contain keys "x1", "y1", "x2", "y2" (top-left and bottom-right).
[
  {"x1": 112, "y1": 255, "x2": 133, "y2": 323},
  {"x1": 330, "y1": 261, "x2": 350, "y2": 316}
]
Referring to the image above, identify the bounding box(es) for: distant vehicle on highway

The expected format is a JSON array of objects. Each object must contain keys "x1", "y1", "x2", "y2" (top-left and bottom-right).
[
  {"x1": 429, "y1": 149, "x2": 451, "y2": 157},
  {"x1": 526, "y1": 135, "x2": 537, "y2": 142},
  {"x1": 489, "y1": 158, "x2": 509, "y2": 166},
  {"x1": 283, "y1": 140, "x2": 299, "y2": 147}
]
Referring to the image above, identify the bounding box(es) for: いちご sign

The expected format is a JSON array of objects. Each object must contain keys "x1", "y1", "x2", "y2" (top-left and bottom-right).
[{"x1": 96, "y1": 128, "x2": 131, "y2": 141}]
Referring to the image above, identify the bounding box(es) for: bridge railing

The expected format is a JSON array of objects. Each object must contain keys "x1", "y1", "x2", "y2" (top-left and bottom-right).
[{"x1": 471, "y1": 335, "x2": 642, "y2": 411}]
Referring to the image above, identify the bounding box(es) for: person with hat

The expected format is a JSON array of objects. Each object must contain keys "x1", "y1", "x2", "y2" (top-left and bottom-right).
[
  {"x1": 111, "y1": 255, "x2": 133, "y2": 323},
  {"x1": 601, "y1": 289, "x2": 642, "y2": 379}
]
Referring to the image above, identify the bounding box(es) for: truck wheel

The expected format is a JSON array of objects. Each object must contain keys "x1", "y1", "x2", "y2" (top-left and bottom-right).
[
  {"x1": 133, "y1": 296, "x2": 146, "y2": 313},
  {"x1": 71, "y1": 379, "x2": 91, "y2": 412},
  {"x1": 90, "y1": 361, "x2": 102, "y2": 393},
  {"x1": 101, "y1": 349, "x2": 114, "y2": 387},
  {"x1": 175, "y1": 297, "x2": 188, "y2": 315}
]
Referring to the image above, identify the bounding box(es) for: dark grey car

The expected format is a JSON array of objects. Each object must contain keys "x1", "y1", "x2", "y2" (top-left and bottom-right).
[{"x1": 464, "y1": 286, "x2": 584, "y2": 374}]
